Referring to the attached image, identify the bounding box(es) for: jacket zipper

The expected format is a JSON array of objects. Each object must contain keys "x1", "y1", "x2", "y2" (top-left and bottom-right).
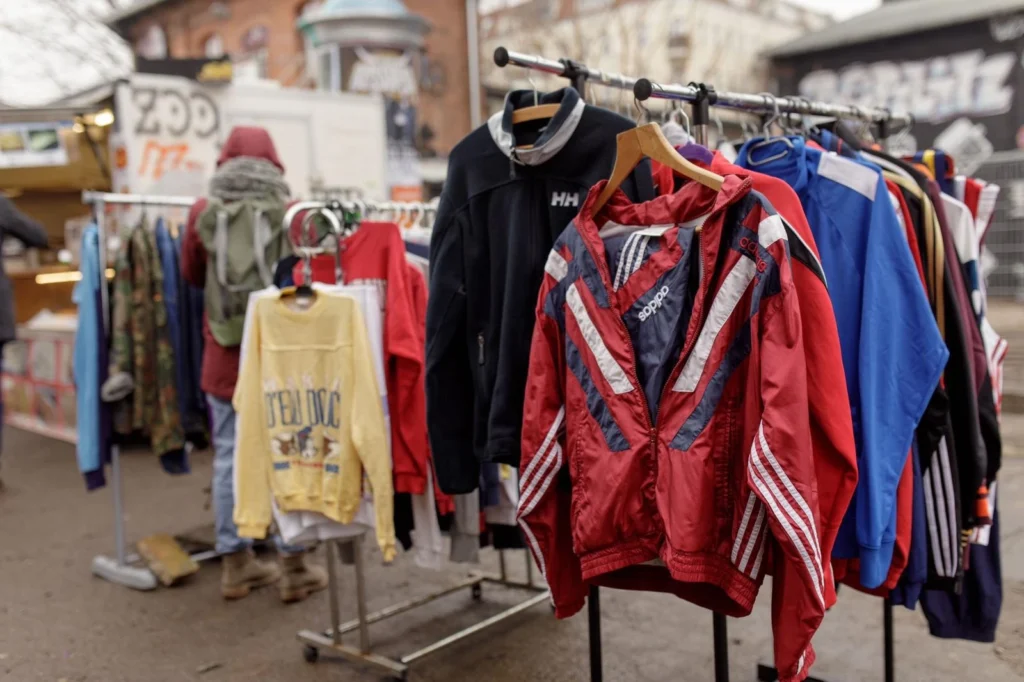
[
  {"x1": 622, "y1": 227, "x2": 708, "y2": 435},
  {"x1": 478, "y1": 333, "x2": 485, "y2": 365}
]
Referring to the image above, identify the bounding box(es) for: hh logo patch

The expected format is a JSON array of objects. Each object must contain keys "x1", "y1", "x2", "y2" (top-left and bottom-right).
[{"x1": 551, "y1": 191, "x2": 579, "y2": 208}]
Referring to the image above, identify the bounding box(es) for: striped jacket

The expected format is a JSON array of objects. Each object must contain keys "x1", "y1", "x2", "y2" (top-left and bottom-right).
[{"x1": 519, "y1": 176, "x2": 829, "y2": 682}]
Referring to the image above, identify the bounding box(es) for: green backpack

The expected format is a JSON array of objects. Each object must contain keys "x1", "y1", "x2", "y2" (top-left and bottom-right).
[{"x1": 197, "y1": 197, "x2": 291, "y2": 347}]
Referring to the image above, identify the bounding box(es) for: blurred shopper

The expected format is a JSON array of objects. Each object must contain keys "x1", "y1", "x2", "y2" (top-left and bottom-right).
[
  {"x1": 0, "y1": 195, "x2": 48, "y2": 490},
  {"x1": 181, "y1": 126, "x2": 328, "y2": 602}
]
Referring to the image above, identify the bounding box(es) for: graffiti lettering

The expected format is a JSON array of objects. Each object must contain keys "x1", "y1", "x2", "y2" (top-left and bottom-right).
[
  {"x1": 137, "y1": 140, "x2": 203, "y2": 180},
  {"x1": 131, "y1": 86, "x2": 221, "y2": 139},
  {"x1": 798, "y1": 49, "x2": 1016, "y2": 124},
  {"x1": 990, "y1": 14, "x2": 1024, "y2": 42}
]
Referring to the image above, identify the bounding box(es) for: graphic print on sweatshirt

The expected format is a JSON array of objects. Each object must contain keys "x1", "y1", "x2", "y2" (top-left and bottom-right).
[
  {"x1": 602, "y1": 226, "x2": 698, "y2": 421},
  {"x1": 263, "y1": 376, "x2": 344, "y2": 472}
]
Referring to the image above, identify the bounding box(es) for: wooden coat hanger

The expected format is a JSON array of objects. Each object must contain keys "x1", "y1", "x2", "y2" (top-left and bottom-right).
[
  {"x1": 592, "y1": 119, "x2": 724, "y2": 215},
  {"x1": 511, "y1": 103, "x2": 560, "y2": 124},
  {"x1": 510, "y1": 74, "x2": 560, "y2": 127}
]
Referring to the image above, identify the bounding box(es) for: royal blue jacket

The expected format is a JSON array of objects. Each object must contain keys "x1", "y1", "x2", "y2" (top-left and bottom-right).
[{"x1": 738, "y1": 137, "x2": 948, "y2": 588}]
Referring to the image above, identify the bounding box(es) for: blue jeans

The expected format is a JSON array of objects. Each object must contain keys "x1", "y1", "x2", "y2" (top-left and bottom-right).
[{"x1": 207, "y1": 395, "x2": 304, "y2": 555}]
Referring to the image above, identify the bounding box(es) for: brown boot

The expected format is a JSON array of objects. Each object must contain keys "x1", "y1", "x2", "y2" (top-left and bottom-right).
[
  {"x1": 279, "y1": 552, "x2": 329, "y2": 604},
  {"x1": 221, "y1": 549, "x2": 281, "y2": 600}
]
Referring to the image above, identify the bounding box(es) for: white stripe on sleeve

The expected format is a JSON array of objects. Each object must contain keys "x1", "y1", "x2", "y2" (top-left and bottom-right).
[
  {"x1": 674, "y1": 257, "x2": 756, "y2": 393},
  {"x1": 566, "y1": 284, "x2": 635, "y2": 395}
]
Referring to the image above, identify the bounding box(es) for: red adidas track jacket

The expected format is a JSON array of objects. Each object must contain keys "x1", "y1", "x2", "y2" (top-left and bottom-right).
[{"x1": 519, "y1": 176, "x2": 830, "y2": 682}]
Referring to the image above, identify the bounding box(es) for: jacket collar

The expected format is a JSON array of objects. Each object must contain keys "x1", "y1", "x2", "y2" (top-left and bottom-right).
[
  {"x1": 575, "y1": 173, "x2": 752, "y2": 296},
  {"x1": 737, "y1": 136, "x2": 812, "y2": 195},
  {"x1": 487, "y1": 87, "x2": 586, "y2": 166}
]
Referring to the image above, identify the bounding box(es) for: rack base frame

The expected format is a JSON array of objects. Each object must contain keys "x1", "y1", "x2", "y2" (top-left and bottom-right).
[{"x1": 297, "y1": 539, "x2": 549, "y2": 680}]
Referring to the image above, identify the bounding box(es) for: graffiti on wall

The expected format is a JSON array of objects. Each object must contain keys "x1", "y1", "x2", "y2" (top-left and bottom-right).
[
  {"x1": 117, "y1": 75, "x2": 225, "y2": 197},
  {"x1": 797, "y1": 49, "x2": 1016, "y2": 125}
]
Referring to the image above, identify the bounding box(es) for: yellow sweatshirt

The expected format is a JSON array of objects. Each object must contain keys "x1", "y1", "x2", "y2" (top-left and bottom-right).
[{"x1": 233, "y1": 292, "x2": 395, "y2": 561}]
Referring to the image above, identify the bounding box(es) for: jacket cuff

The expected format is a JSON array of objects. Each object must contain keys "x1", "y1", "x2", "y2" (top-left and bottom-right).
[
  {"x1": 779, "y1": 645, "x2": 816, "y2": 682},
  {"x1": 394, "y1": 472, "x2": 427, "y2": 495},
  {"x1": 858, "y1": 540, "x2": 896, "y2": 589},
  {"x1": 553, "y1": 595, "x2": 587, "y2": 620},
  {"x1": 236, "y1": 523, "x2": 267, "y2": 540}
]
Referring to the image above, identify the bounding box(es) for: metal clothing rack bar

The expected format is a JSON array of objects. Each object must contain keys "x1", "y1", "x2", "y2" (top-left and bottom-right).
[
  {"x1": 82, "y1": 190, "x2": 201, "y2": 591},
  {"x1": 493, "y1": 45, "x2": 913, "y2": 134},
  {"x1": 633, "y1": 79, "x2": 912, "y2": 130},
  {"x1": 298, "y1": 535, "x2": 550, "y2": 680}
]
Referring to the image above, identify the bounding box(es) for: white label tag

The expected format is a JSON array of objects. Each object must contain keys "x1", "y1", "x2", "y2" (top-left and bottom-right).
[{"x1": 635, "y1": 224, "x2": 672, "y2": 237}]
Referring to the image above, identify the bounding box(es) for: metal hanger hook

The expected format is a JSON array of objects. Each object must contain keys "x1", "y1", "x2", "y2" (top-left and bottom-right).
[
  {"x1": 527, "y1": 73, "x2": 539, "y2": 107},
  {"x1": 712, "y1": 112, "x2": 725, "y2": 142},
  {"x1": 633, "y1": 94, "x2": 650, "y2": 126},
  {"x1": 758, "y1": 92, "x2": 781, "y2": 139},
  {"x1": 674, "y1": 103, "x2": 691, "y2": 138}
]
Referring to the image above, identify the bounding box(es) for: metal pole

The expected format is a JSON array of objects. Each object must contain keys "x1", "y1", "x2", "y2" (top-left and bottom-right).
[
  {"x1": 884, "y1": 599, "x2": 894, "y2": 682},
  {"x1": 713, "y1": 613, "x2": 729, "y2": 682},
  {"x1": 690, "y1": 83, "x2": 713, "y2": 148},
  {"x1": 499, "y1": 549, "x2": 508, "y2": 582},
  {"x1": 466, "y1": 0, "x2": 482, "y2": 128},
  {"x1": 327, "y1": 541, "x2": 342, "y2": 646},
  {"x1": 524, "y1": 550, "x2": 534, "y2": 587},
  {"x1": 92, "y1": 198, "x2": 128, "y2": 568},
  {"x1": 353, "y1": 535, "x2": 371, "y2": 654},
  {"x1": 589, "y1": 586, "x2": 602, "y2": 682}
]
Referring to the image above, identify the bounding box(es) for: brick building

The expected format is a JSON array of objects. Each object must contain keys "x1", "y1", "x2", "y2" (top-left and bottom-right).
[{"x1": 105, "y1": 0, "x2": 475, "y2": 194}]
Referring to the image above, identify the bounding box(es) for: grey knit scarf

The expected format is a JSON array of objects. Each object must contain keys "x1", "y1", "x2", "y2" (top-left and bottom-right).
[{"x1": 209, "y1": 157, "x2": 290, "y2": 202}]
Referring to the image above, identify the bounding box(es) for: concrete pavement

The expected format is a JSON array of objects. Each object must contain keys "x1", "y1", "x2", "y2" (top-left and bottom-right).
[{"x1": 0, "y1": 424, "x2": 1021, "y2": 681}]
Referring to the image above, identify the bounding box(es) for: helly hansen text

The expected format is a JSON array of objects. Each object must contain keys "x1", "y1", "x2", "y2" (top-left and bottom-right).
[
  {"x1": 551, "y1": 192, "x2": 579, "y2": 208},
  {"x1": 639, "y1": 286, "x2": 671, "y2": 322}
]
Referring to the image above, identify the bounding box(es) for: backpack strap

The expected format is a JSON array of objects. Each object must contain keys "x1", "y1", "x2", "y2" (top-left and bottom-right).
[
  {"x1": 252, "y1": 209, "x2": 273, "y2": 287},
  {"x1": 214, "y1": 209, "x2": 230, "y2": 287}
]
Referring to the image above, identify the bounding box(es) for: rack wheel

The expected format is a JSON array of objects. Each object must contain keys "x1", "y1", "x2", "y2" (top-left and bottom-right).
[
  {"x1": 303, "y1": 645, "x2": 320, "y2": 663},
  {"x1": 471, "y1": 583, "x2": 483, "y2": 601}
]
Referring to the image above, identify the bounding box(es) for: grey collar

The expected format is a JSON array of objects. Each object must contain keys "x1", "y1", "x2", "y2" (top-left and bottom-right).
[{"x1": 487, "y1": 87, "x2": 586, "y2": 166}]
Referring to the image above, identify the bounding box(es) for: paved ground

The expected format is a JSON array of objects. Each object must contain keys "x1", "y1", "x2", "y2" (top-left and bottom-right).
[{"x1": 1, "y1": 425, "x2": 1023, "y2": 682}]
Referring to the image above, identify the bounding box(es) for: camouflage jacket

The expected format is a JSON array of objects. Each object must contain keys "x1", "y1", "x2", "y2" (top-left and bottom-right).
[{"x1": 109, "y1": 217, "x2": 184, "y2": 456}]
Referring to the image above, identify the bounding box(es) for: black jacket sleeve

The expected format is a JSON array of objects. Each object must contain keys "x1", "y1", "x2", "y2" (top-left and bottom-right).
[
  {"x1": 0, "y1": 196, "x2": 48, "y2": 249},
  {"x1": 426, "y1": 193, "x2": 480, "y2": 494}
]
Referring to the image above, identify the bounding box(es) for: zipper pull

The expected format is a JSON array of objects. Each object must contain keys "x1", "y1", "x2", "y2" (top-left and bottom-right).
[
  {"x1": 509, "y1": 149, "x2": 518, "y2": 179},
  {"x1": 478, "y1": 333, "x2": 485, "y2": 365}
]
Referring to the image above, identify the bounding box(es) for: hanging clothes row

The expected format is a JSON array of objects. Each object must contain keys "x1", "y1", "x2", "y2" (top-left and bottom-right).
[
  {"x1": 231, "y1": 199, "x2": 526, "y2": 571},
  {"x1": 75, "y1": 209, "x2": 207, "y2": 490},
  {"x1": 427, "y1": 51, "x2": 1005, "y2": 682}
]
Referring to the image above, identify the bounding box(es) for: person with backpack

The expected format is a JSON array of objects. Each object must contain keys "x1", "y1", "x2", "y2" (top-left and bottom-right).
[{"x1": 181, "y1": 126, "x2": 328, "y2": 602}]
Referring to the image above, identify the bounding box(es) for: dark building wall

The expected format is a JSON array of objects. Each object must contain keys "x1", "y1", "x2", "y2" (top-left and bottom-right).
[{"x1": 774, "y1": 15, "x2": 1024, "y2": 152}]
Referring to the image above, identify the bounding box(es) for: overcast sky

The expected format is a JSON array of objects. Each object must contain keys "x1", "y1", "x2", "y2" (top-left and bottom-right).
[
  {"x1": 789, "y1": 0, "x2": 881, "y2": 19},
  {"x1": 0, "y1": 0, "x2": 883, "y2": 107}
]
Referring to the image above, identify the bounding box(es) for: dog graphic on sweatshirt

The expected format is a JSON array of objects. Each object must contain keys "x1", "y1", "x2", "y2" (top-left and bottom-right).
[
  {"x1": 296, "y1": 426, "x2": 317, "y2": 460},
  {"x1": 323, "y1": 434, "x2": 342, "y2": 462},
  {"x1": 271, "y1": 432, "x2": 298, "y2": 457}
]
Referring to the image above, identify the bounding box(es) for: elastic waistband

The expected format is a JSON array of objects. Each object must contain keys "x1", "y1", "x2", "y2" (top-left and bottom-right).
[{"x1": 579, "y1": 540, "x2": 760, "y2": 614}]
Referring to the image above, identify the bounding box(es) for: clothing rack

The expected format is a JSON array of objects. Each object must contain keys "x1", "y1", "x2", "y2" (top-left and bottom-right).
[
  {"x1": 81, "y1": 190, "x2": 209, "y2": 591},
  {"x1": 281, "y1": 197, "x2": 551, "y2": 679},
  {"x1": 298, "y1": 536, "x2": 548, "y2": 680},
  {"x1": 495, "y1": 48, "x2": 905, "y2": 682}
]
